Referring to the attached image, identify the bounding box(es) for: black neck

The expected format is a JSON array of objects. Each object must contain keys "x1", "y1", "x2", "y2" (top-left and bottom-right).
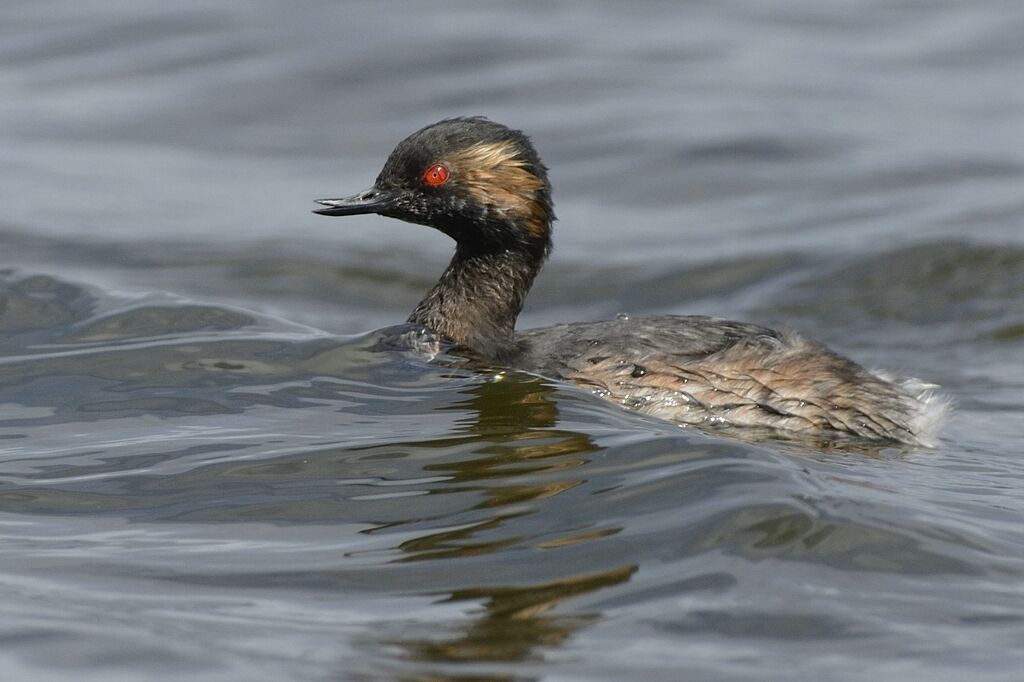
[{"x1": 408, "y1": 243, "x2": 546, "y2": 361}]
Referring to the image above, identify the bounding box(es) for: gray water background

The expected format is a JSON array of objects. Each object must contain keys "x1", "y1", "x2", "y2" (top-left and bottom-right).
[{"x1": 1, "y1": 1, "x2": 1023, "y2": 680}]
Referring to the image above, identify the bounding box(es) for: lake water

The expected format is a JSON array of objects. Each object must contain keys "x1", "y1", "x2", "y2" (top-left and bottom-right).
[{"x1": 1, "y1": 1, "x2": 1023, "y2": 680}]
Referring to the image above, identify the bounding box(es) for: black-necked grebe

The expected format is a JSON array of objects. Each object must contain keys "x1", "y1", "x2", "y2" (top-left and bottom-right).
[{"x1": 314, "y1": 117, "x2": 947, "y2": 446}]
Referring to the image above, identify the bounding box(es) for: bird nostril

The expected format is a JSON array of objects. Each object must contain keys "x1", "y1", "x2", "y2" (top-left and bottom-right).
[{"x1": 360, "y1": 190, "x2": 379, "y2": 201}]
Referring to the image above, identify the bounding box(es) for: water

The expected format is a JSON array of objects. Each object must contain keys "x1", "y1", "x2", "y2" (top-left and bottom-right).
[{"x1": 2, "y1": 1, "x2": 1023, "y2": 679}]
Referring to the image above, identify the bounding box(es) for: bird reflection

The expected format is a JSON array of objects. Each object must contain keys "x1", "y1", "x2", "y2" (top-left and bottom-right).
[
  {"x1": 398, "y1": 564, "x2": 636, "y2": 667},
  {"x1": 361, "y1": 373, "x2": 635, "y2": 668},
  {"x1": 381, "y1": 371, "x2": 602, "y2": 561}
]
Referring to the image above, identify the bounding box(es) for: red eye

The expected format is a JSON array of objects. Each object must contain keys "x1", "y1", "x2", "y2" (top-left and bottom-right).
[{"x1": 422, "y1": 163, "x2": 450, "y2": 187}]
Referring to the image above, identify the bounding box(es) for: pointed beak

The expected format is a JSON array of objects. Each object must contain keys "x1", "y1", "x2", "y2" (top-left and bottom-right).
[{"x1": 313, "y1": 187, "x2": 392, "y2": 216}]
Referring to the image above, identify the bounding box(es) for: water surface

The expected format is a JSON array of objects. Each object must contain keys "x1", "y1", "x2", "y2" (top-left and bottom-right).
[{"x1": 1, "y1": 2, "x2": 1023, "y2": 680}]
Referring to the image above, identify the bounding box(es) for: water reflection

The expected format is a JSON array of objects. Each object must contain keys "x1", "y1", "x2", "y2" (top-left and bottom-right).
[
  {"x1": 370, "y1": 374, "x2": 607, "y2": 562},
  {"x1": 399, "y1": 565, "x2": 635, "y2": 667},
  {"x1": 362, "y1": 377, "x2": 638, "y2": 671}
]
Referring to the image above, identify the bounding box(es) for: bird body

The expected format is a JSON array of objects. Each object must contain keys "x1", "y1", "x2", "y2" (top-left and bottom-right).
[{"x1": 315, "y1": 117, "x2": 947, "y2": 446}]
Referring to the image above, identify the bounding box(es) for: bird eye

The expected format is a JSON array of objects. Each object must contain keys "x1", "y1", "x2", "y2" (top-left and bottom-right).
[{"x1": 421, "y1": 163, "x2": 450, "y2": 187}]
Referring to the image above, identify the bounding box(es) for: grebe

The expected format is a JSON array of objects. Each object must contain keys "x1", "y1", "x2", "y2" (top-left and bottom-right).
[{"x1": 314, "y1": 117, "x2": 947, "y2": 446}]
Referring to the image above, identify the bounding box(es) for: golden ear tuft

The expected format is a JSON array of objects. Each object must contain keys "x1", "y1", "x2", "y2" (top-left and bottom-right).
[{"x1": 445, "y1": 141, "x2": 550, "y2": 237}]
